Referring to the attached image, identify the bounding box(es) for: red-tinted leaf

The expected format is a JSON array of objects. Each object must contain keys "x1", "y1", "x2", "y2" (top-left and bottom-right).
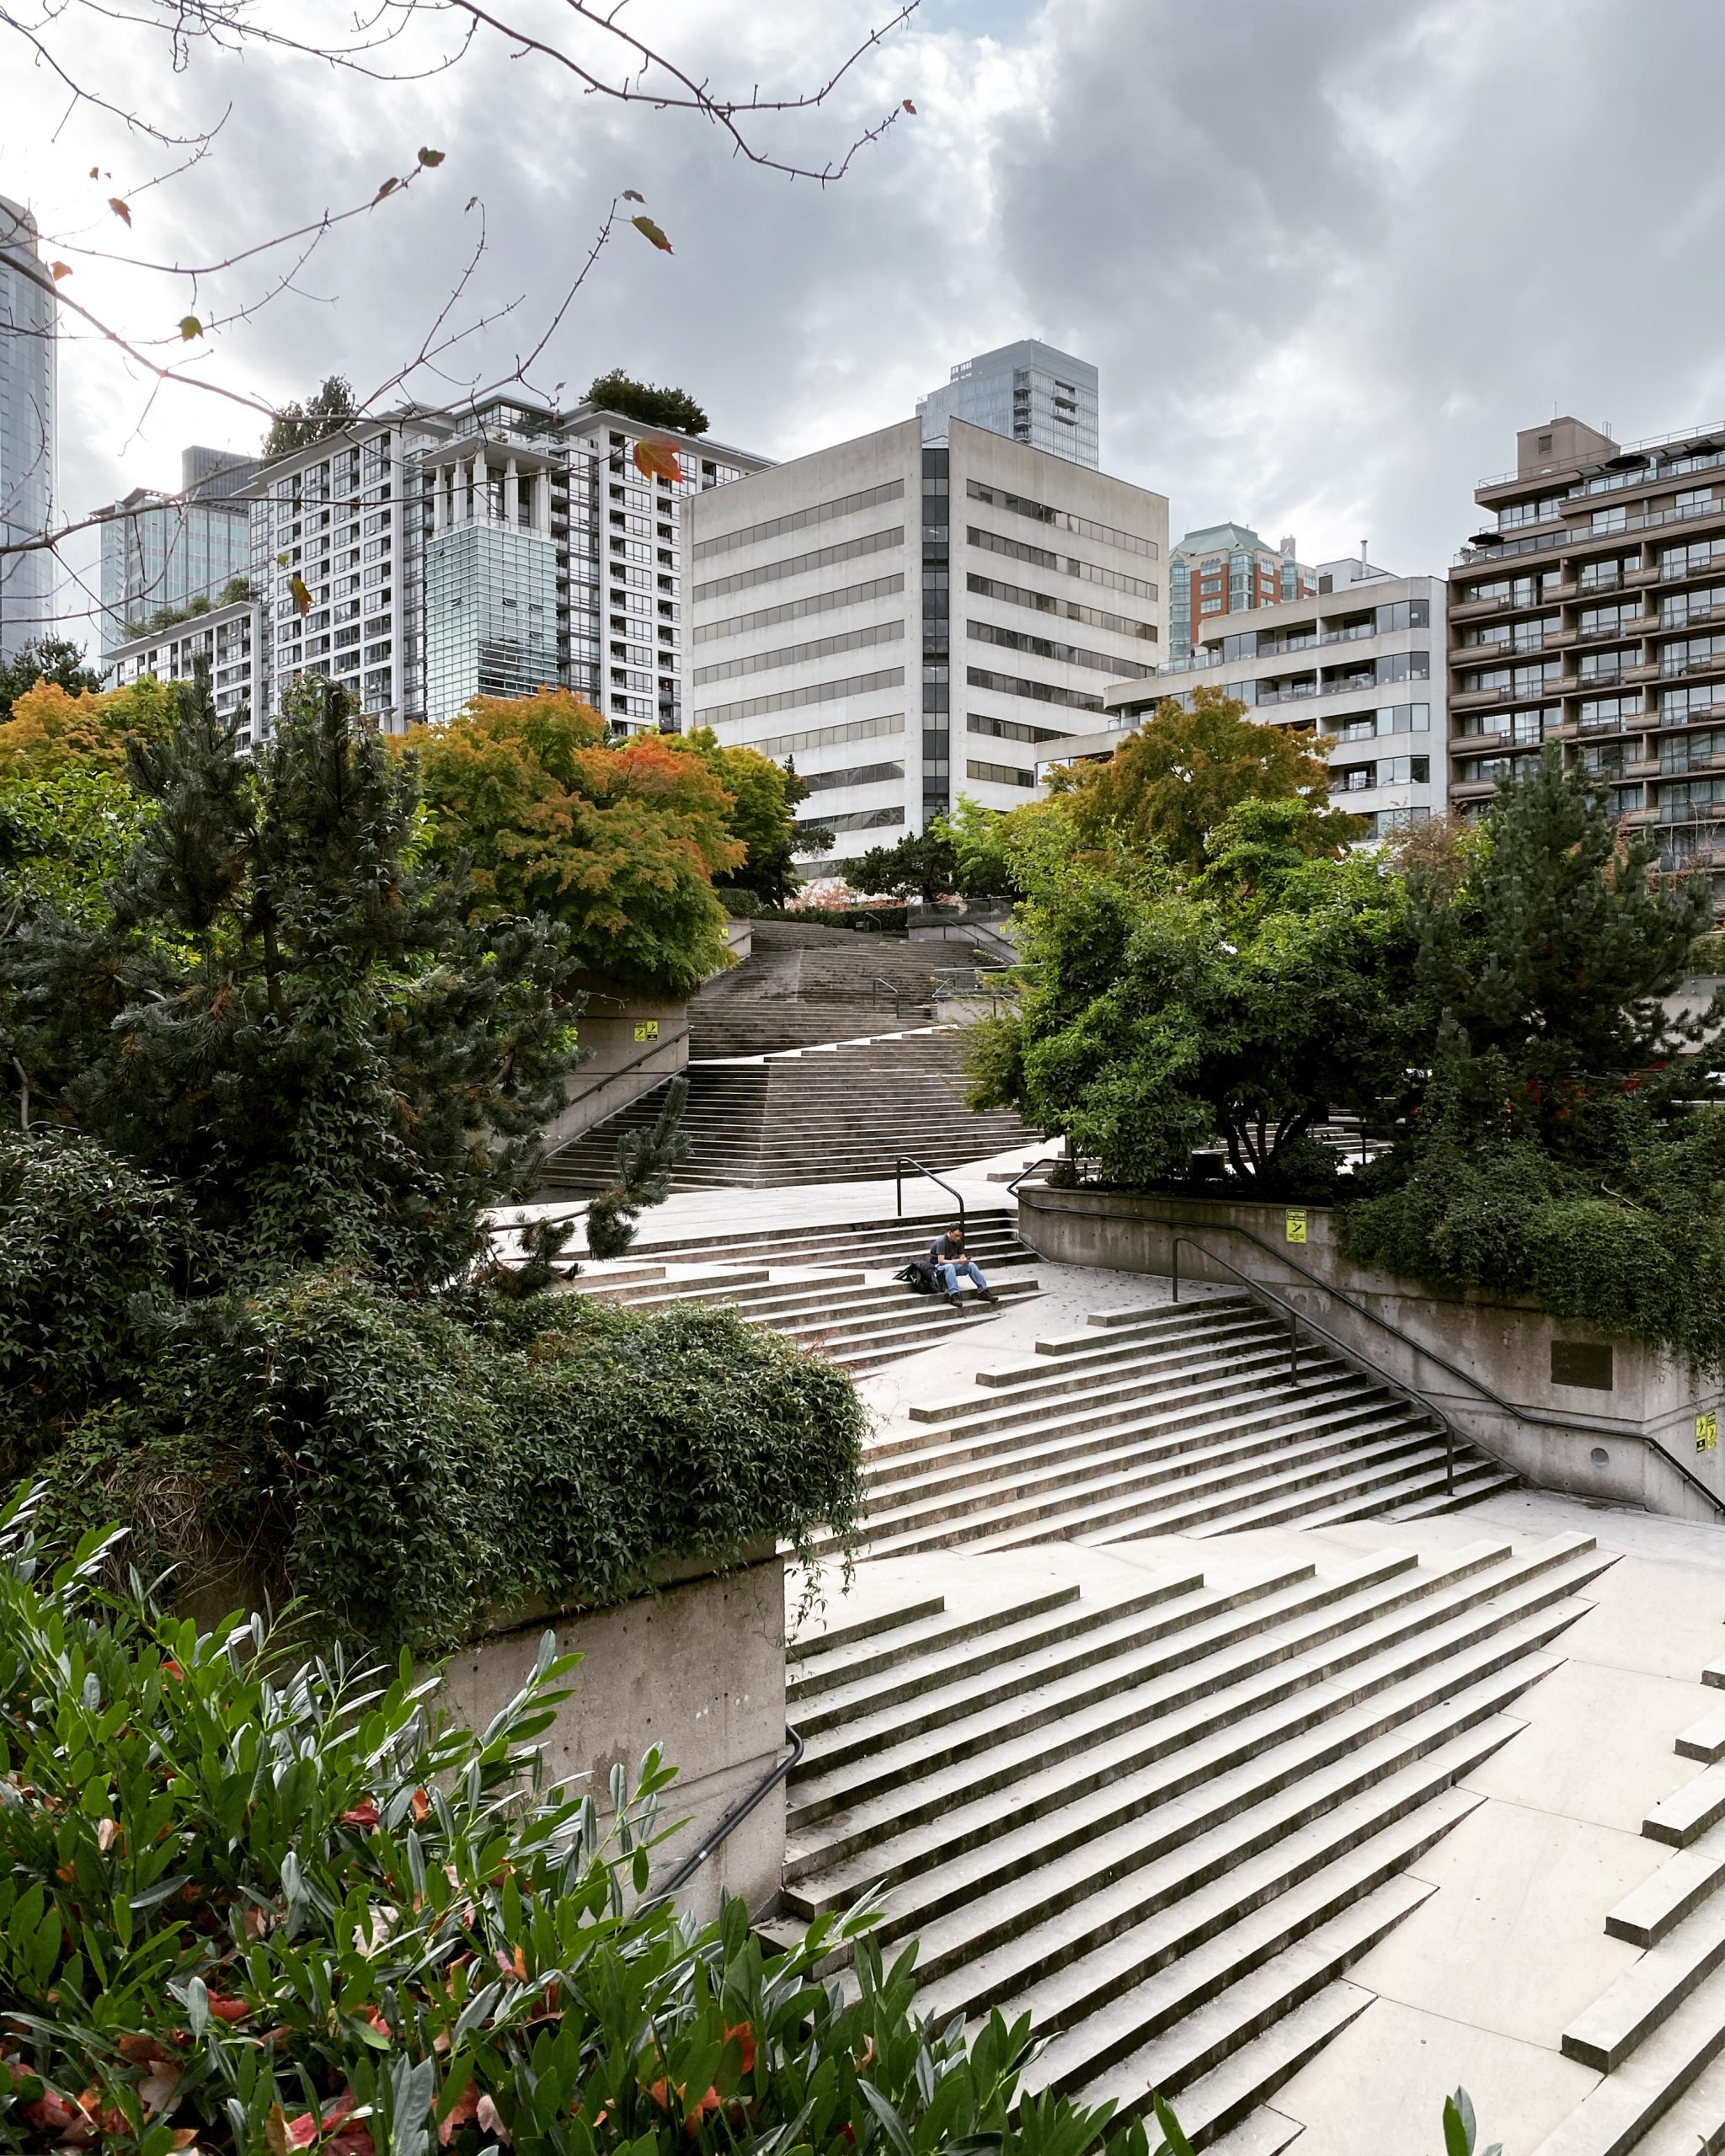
[
  {"x1": 206, "y1": 1995, "x2": 249, "y2": 2024},
  {"x1": 411, "y1": 1787, "x2": 430, "y2": 1824},
  {"x1": 902, "y1": 98, "x2": 916, "y2": 113},
  {"x1": 633, "y1": 438, "x2": 682, "y2": 486},
  {"x1": 474, "y1": 2095, "x2": 510, "y2": 2146},
  {"x1": 49, "y1": 261, "x2": 72, "y2": 280},
  {"x1": 108, "y1": 197, "x2": 131, "y2": 226},
  {"x1": 630, "y1": 214, "x2": 672, "y2": 254},
  {"x1": 438, "y1": 2090, "x2": 479, "y2": 2148},
  {"x1": 622, "y1": 189, "x2": 645, "y2": 203}
]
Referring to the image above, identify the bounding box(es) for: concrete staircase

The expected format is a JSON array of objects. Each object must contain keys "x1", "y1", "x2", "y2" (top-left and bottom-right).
[
  {"x1": 692, "y1": 937, "x2": 953, "y2": 1059},
  {"x1": 539, "y1": 1031, "x2": 1036, "y2": 1195},
  {"x1": 1530, "y1": 1673, "x2": 1725, "y2": 2154},
  {"x1": 775, "y1": 1530, "x2": 1612, "y2": 2148},
  {"x1": 842, "y1": 1294, "x2": 1518, "y2": 1560},
  {"x1": 564, "y1": 1207, "x2": 1043, "y2": 1374}
]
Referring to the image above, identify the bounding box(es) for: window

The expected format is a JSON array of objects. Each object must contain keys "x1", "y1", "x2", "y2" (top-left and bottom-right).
[
  {"x1": 1591, "y1": 507, "x2": 1628, "y2": 535},
  {"x1": 966, "y1": 757, "x2": 1037, "y2": 787},
  {"x1": 964, "y1": 479, "x2": 1159, "y2": 558},
  {"x1": 692, "y1": 526, "x2": 902, "y2": 603},
  {"x1": 797, "y1": 760, "x2": 904, "y2": 794},
  {"x1": 692, "y1": 619, "x2": 904, "y2": 686},
  {"x1": 1578, "y1": 694, "x2": 1642, "y2": 730},
  {"x1": 1499, "y1": 494, "x2": 1565, "y2": 530},
  {"x1": 693, "y1": 479, "x2": 905, "y2": 560},
  {"x1": 695, "y1": 666, "x2": 905, "y2": 726},
  {"x1": 964, "y1": 666, "x2": 1104, "y2": 713},
  {"x1": 968, "y1": 712, "x2": 1068, "y2": 744},
  {"x1": 967, "y1": 619, "x2": 1153, "y2": 679}
]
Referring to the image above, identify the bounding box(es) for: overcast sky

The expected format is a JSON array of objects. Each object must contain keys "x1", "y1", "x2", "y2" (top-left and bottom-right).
[{"x1": 9, "y1": 0, "x2": 1725, "y2": 638}]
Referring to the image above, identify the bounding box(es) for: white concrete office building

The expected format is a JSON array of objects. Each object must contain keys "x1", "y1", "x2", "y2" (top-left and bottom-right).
[
  {"x1": 686, "y1": 416, "x2": 1167, "y2": 873},
  {"x1": 1051, "y1": 555, "x2": 1448, "y2": 841}
]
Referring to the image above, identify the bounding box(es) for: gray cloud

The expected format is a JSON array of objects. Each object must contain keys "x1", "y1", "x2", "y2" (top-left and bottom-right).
[{"x1": 13, "y1": 0, "x2": 1725, "y2": 636}]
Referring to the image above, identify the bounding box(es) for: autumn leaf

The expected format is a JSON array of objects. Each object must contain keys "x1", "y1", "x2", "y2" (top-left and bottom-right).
[
  {"x1": 903, "y1": 98, "x2": 917, "y2": 113},
  {"x1": 109, "y1": 197, "x2": 131, "y2": 227},
  {"x1": 275, "y1": 552, "x2": 290, "y2": 568},
  {"x1": 94, "y1": 1817, "x2": 119, "y2": 1852},
  {"x1": 206, "y1": 1995, "x2": 249, "y2": 2024},
  {"x1": 633, "y1": 437, "x2": 682, "y2": 486},
  {"x1": 622, "y1": 189, "x2": 645, "y2": 203},
  {"x1": 437, "y1": 2090, "x2": 479, "y2": 2148},
  {"x1": 49, "y1": 262, "x2": 72, "y2": 280},
  {"x1": 179, "y1": 316, "x2": 203, "y2": 342},
  {"x1": 475, "y1": 2096, "x2": 510, "y2": 2146},
  {"x1": 289, "y1": 575, "x2": 313, "y2": 618},
  {"x1": 417, "y1": 147, "x2": 445, "y2": 167},
  {"x1": 411, "y1": 1787, "x2": 431, "y2": 1823},
  {"x1": 375, "y1": 177, "x2": 399, "y2": 200},
  {"x1": 88, "y1": 166, "x2": 100, "y2": 179},
  {"x1": 630, "y1": 214, "x2": 673, "y2": 254},
  {"x1": 339, "y1": 1797, "x2": 380, "y2": 1828}
]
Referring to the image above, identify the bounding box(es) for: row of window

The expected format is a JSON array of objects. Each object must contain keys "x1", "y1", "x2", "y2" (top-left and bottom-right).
[
  {"x1": 691, "y1": 618, "x2": 903, "y2": 686},
  {"x1": 693, "y1": 479, "x2": 905, "y2": 561},
  {"x1": 692, "y1": 574, "x2": 905, "y2": 645}
]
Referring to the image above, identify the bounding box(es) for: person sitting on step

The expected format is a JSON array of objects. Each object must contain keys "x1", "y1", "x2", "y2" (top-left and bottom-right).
[{"x1": 929, "y1": 1222, "x2": 995, "y2": 1308}]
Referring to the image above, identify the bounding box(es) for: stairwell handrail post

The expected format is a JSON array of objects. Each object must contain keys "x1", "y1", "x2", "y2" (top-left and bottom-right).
[
  {"x1": 647, "y1": 1724, "x2": 804, "y2": 1908},
  {"x1": 1170, "y1": 1233, "x2": 1455, "y2": 1496},
  {"x1": 894, "y1": 1156, "x2": 966, "y2": 1244}
]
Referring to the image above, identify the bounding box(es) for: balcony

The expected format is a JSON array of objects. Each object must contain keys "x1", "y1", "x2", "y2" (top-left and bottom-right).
[{"x1": 1660, "y1": 652, "x2": 1725, "y2": 681}]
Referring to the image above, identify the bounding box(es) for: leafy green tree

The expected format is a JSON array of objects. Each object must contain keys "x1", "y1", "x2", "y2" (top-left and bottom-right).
[
  {"x1": 262, "y1": 373, "x2": 359, "y2": 459},
  {"x1": 684, "y1": 729, "x2": 830, "y2": 907},
  {"x1": 0, "y1": 675, "x2": 179, "y2": 782},
  {"x1": 847, "y1": 823, "x2": 959, "y2": 903},
  {"x1": 1, "y1": 669, "x2": 579, "y2": 1289},
  {"x1": 948, "y1": 794, "x2": 1028, "y2": 898},
  {"x1": 1050, "y1": 684, "x2": 1361, "y2": 872},
  {"x1": 406, "y1": 691, "x2": 741, "y2": 995},
  {"x1": 967, "y1": 832, "x2": 1417, "y2": 1195},
  {"x1": 0, "y1": 636, "x2": 101, "y2": 724},
  {"x1": 0, "y1": 762, "x2": 150, "y2": 932},
  {"x1": 585, "y1": 369, "x2": 710, "y2": 435}
]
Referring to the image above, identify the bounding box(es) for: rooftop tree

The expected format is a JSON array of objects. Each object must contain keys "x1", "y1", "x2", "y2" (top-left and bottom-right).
[{"x1": 585, "y1": 370, "x2": 710, "y2": 436}]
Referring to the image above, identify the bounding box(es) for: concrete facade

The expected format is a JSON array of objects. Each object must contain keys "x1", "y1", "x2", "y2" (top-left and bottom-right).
[
  {"x1": 686, "y1": 417, "x2": 1167, "y2": 873},
  {"x1": 1049, "y1": 555, "x2": 1449, "y2": 841},
  {"x1": 1017, "y1": 1183, "x2": 1725, "y2": 1522},
  {"x1": 434, "y1": 1552, "x2": 788, "y2": 1922},
  {"x1": 105, "y1": 595, "x2": 258, "y2": 730}
]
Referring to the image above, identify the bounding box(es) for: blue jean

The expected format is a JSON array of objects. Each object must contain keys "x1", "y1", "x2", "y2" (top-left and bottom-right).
[{"x1": 937, "y1": 1259, "x2": 988, "y2": 1294}]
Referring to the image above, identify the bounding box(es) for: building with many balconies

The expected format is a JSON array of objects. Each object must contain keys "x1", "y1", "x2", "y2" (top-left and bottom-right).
[
  {"x1": 1049, "y1": 553, "x2": 1446, "y2": 841},
  {"x1": 1448, "y1": 414, "x2": 1725, "y2": 890}
]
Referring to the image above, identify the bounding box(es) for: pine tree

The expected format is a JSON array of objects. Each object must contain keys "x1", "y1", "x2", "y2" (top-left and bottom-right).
[{"x1": 1, "y1": 667, "x2": 582, "y2": 1289}]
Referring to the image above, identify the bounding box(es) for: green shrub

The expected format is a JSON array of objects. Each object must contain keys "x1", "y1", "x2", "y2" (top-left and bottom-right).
[
  {"x1": 25, "y1": 1277, "x2": 864, "y2": 1655},
  {"x1": 0, "y1": 1496, "x2": 1147, "y2": 2156}
]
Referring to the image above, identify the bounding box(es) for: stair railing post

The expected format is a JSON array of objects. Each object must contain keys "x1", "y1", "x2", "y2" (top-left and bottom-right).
[
  {"x1": 895, "y1": 1157, "x2": 903, "y2": 1219},
  {"x1": 1290, "y1": 1315, "x2": 1298, "y2": 1386},
  {"x1": 1172, "y1": 1238, "x2": 1181, "y2": 1304}
]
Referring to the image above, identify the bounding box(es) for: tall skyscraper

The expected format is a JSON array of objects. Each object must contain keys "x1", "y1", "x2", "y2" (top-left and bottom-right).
[
  {"x1": 1167, "y1": 523, "x2": 1317, "y2": 662},
  {"x1": 97, "y1": 446, "x2": 258, "y2": 650},
  {"x1": 686, "y1": 415, "x2": 1166, "y2": 873},
  {"x1": 0, "y1": 195, "x2": 57, "y2": 663},
  {"x1": 916, "y1": 340, "x2": 1099, "y2": 469}
]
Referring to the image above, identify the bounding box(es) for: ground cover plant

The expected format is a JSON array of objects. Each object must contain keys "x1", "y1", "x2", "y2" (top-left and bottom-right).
[{"x1": 0, "y1": 1494, "x2": 1150, "y2": 2156}]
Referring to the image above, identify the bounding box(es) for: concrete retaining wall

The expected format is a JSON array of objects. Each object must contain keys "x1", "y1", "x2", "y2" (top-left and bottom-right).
[
  {"x1": 1018, "y1": 1182, "x2": 1725, "y2": 1523},
  {"x1": 543, "y1": 982, "x2": 690, "y2": 1150},
  {"x1": 433, "y1": 1550, "x2": 788, "y2": 1923}
]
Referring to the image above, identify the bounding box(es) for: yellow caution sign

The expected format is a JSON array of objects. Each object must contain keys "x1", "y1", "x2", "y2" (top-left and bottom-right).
[
  {"x1": 633, "y1": 1019, "x2": 660, "y2": 1042},
  {"x1": 1285, "y1": 1209, "x2": 1307, "y2": 1245},
  {"x1": 1697, "y1": 1412, "x2": 1718, "y2": 1455}
]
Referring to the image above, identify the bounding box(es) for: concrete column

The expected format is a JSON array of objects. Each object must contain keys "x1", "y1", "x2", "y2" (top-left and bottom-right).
[
  {"x1": 432, "y1": 467, "x2": 446, "y2": 533},
  {"x1": 504, "y1": 457, "x2": 520, "y2": 527},
  {"x1": 532, "y1": 470, "x2": 550, "y2": 535},
  {"x1": 473, "y1": 450, "x2": 489, "y2": 523}
]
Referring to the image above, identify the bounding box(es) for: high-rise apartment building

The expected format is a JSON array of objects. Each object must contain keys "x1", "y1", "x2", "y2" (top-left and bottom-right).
[
  {"x1": 685, "y1": 416, "x2": 1166, "y2": 873},
  {"x1": 1449, "y1": 414, "x2": 1725, "y2": 896},
  {"x1": 164, "y1": 392, "x2": 769, "y2": 744},
  {"x1": 106, "y1": 596, "x2": 256, "y2": 728},
  {"x1": 1167, "y1": 523, "x2": 1317, "y2": 662},
  {"x1": 916, "y1": 341, "x2": 1100, "y2": 469},
  {"x1": 0, "y1": 195, "x2": 56, "y2": 664},
  {"x1": 97, "y1": 446, "x2": 258, "y2": 650},
  {"x1": 1067, "y1": 555, "x2": 1445, "y2": 841}
]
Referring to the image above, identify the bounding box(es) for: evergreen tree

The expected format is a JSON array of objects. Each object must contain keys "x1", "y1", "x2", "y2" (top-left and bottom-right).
[
  {"x1": 0, "y1": 637, "x2": 101, "y2": 723},
  {"x1": 584, "y1": 370, "x2": 709, "y2": 435},
  {"x1": 262, "y1": 375, "x2": 359, "y2": 460},
  {"x1": 0, "y1": 667, "x2": 581, "y2": 1289}
]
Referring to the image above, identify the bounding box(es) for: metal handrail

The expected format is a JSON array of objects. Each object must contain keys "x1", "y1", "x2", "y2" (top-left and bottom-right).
[
  {"x1": 1168, "y1": 1235, "x2": 1456, "y2": 1496},
  {"x1": 1006, "y1": 1154, "x2": 1068, "y2": 1198},
  {"x1": 558, "y1": 1027, "x2": 689, "y2": 1114},
  {"x1": 895, "y1": 1155, "x2": 965, "y2": 1241},
  {"x1": 869, "y1": 976, "x2": 908, "y2": 1014},
  {"x1": 649, "y1": 1724, "x2": 804, "y2": 1904},
  {"x1": 1016, "y1": 1194, "x2": 1725, "y2": 1517}
]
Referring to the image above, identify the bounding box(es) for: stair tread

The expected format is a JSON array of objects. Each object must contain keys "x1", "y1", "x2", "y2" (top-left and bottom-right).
[
  {"x1": 1565, "y1": 1896, "x2": 1725, "y2": 2070},
  {"x1": 1608, "y1": 1817, "x2": 1725, "y2": 1946},
  {"x1": 1647, "y1": 1763, "x2": 1725, "y2": 1848},
  {"x1": 1530, "y1": 1954, "x2": 1725, "y2": 2156}
]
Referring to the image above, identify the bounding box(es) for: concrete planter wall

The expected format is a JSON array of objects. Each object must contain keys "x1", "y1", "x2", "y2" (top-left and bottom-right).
[
  {"x1": 1019, "y1": 1182, "x2": 1725, "y2": 1524},
  {"x1": 543, "y1": 979, "x2": 690, "y2": 1151},
  {"x1": 435, "y1": 1547, "x2": 788, "y2": 1923}
]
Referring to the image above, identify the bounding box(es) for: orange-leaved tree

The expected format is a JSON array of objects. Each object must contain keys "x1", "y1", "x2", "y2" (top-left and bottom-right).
[
  {"x1": 0, "y1": 675, "x2": 179, "y2": 784},
  {"x1": 403, "y1": 691, "x2": 743, "y2": 995},
  {"x1": 1049, "y1": 683, "x2": 1359, "y2": 873}
]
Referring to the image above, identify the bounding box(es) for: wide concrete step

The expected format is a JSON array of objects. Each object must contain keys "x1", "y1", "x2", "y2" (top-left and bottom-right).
[
  {"x1": 1609, "y1": 1819, "x2": 1725, "y2": 1947},
  {"x1": 1646, "y1": 1764, "x2": 1725, "y2": 1849},
  {"x1": 1565, "y1": 1898, "x2": 1725, "y2": 2072},
  {"x1": 1530, "y1": 1956, "x2": 1725, "y2": 2155},
  {"x1": 788, "y1": 1584, "x2": 1081, "y2": 1705}
]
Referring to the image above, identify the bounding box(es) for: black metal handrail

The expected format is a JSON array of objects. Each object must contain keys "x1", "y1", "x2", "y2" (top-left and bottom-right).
[
  {"x1": 1170, "y1": 1236, "x2": 1457, "y2": 1495},
  {"x1": 1006, "y1": 1154, "x2": 1068, "y2": 1198},
  {"x1": 869, "y1": 976, "x2": 908, "y2": 1014},
  {"x1": 649, "y1": 1724, "x2": 804, "y2": 1903},
  {"x1": 1017, "y1": 1187, "x2": 1725, "y2": 1518},
  {"x1": 895, "y1": 1156, "x2": 965, "y2": 1241},
  {"x1": 558, "y1": 1027, "x2": 689, "y2": 1115}
]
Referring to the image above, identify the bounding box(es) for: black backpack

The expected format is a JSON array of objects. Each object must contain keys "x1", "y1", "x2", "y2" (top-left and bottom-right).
[{"x1": 895, "y1": 1259, "x2": 940, "y2": 1294}]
